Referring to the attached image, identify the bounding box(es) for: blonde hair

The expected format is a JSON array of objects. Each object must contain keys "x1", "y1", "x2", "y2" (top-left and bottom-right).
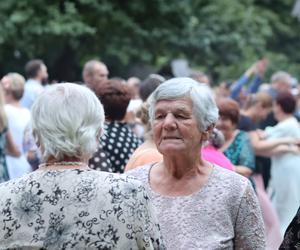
[
  {"x1": 0, "y1": 85, "x2": 7, "y2": 131},
  {"x1": 6, "y1": 73, "x2": 25, "y2": 100},
  {"x1": 244, "y1": 92, "x2": 273, "y2": 110}
]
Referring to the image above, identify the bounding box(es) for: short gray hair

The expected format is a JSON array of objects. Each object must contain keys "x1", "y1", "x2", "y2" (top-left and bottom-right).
[
  {"x1": 148, "y1": 77, "x2": 219, "y2": 132},
  {"x1": 31, "y1": 83, "x2": 105, "y2": 161},
  {"x1": 83, "y1": 60, "x2": 105, "y2": 76},
  {"x1": 271, "y1": 71, "x2": 293, "y2": 85}
]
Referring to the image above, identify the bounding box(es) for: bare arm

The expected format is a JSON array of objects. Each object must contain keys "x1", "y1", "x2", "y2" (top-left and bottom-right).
[
  {"x1": 250, "y1": 130, "x2": 298, "y2": 156},
  {"x1": 235, "y1": 166, "x2": 253, "y2": 177},
  {"x1": 261, "y1": 144, "x2": 300, "y2": 157},
  {"x1": 5, "y1": 130, "x2": 21, "y2": 157}
]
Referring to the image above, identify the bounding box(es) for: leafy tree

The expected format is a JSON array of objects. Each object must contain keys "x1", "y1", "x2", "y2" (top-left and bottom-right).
[{"x1": 0, "y1": 0, "x2": 299, "y2": 83}]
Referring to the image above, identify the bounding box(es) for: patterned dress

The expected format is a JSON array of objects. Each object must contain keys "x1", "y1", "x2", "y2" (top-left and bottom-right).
[
  {"x1": 0, "y1": 128, "x2": 9, "y2": 183},
  {"x1": 223, "y1": 130, "x2": 255, "y2": 171},
  {"x1": 0, "y1": 168, "x2": 165, "y2": 249},
  {"x1": 89, "y1": 121, "x2": 142, "y2": 173},
  {"x1": 280, "y1": 207, "x2": 300, "y2": 249},
  {"x1": 223, "y1": 130, "x2": 256, "y2": 188}
]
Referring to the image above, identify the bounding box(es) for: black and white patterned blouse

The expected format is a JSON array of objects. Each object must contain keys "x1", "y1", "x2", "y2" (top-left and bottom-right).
[
  {"x1": 89, "y1": 122, "x2": 142, "y2": 173},
  {"x1": 280, "y1": 207, "x2": 300, "y2": 249},
  {"x1": 0, "y1": 168, "x2": 165, "y2": 249}
]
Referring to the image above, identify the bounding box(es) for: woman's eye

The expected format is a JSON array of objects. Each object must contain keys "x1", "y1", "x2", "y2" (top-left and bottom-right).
[
  {"x1": 155, "y1": 114, "x2": 164, "y2": 119},
  {"x1": 176, "y1": 114, "x2": 186, "y2": 119}
]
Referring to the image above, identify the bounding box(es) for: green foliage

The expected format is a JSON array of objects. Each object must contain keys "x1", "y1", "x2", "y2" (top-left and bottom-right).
[{"x1": 0, "y1": 0, "x2": 300, "y2": 83}]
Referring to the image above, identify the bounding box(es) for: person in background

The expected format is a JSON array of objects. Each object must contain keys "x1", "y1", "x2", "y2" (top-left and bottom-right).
[
  {"x1": 239, "y1": 91, "x2": 283, "y2": 249},
  {"x1": 82, "y1": 59, "x2": 109, "y2": 91},
  {"x1": 128, "y1": 78, "x2": 265, "y2": 249},
  {"x1": 230, "y1": 59, "x2": 267, "y2": 104},
  {"x1": 125, "y1": 100, "x2": 163, "y2": 171},
  {"x1": 127, "y1": 76, "x2": 141, "y2": 99},
  {"x1": 139, "y1": 74, "x2": 165, "y2": 102},
  {"x1": 190, "y1": 70, "x2": 211, "y2": 85},
  {"x1": 214, "y1": 81, "x2": 232, "y2": 99},
  {"x1": 125, "y1": 77, "x2": 144, "y2": 138},
  {"x1": 23, "y1": 122, "x2": 41, "y2": 171},
  {"x1": 202, "y1": 128, "x2": 235, "y2": 171},
  {"x1": 1, "y1": 73, "x2": 32, "y2": 179},
  {"x1": 21, "y1": 59, "x2": 48, "y2": 110},
  {"x1": 239, "y1": 92, "x2": 273, "y2": 132},
  {"x1": 216, "y1": 98, "x2": 256, "y2": 180},
  {"x1": 279, "y1": 206, "x2": 300, "y2": 249},
  {"x1": 125, "y1": 75, "x2": 166, "y2": 171},
  {"x1": 258, "y1": 70, "x2": 293, "y2": 189},
  {"x1": 0, "y1": 83, "x2": 165, "y2": 249},
  {"x1": 258, "y1": 92, "x2": 300, "y2": 236},
  {"x1": 0, "y1": 84, "x2": 20, "y2": 183},
  {"x1": 89, "y1": 79, "x2": 142, "y2": 173}
]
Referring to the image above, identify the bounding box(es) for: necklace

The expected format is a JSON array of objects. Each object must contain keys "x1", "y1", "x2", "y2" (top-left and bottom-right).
[{"x1": 38, "y1": 161, "x2": 89, "y2": 170}]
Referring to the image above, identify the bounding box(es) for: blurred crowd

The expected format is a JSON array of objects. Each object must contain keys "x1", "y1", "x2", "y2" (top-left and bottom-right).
[{"x1": 0, "y1": 58, "x2": 300, "y2": 249}]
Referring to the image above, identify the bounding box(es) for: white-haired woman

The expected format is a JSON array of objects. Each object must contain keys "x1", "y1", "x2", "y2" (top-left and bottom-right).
[
  {"x1": 0, "y1": 83, "x2": 165, "y2": 249},
  {"x1": 128, "y1": 78, "x2": 265, "y2": 249},
  {"x1": 2, "y1": 73, "x2": 32, "y2": 179}
]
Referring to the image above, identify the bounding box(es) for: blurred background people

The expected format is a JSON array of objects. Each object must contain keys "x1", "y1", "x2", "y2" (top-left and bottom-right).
[
  {"x1": 1, "y1": 73, "x2": 32, "y2": 179},
  {"x1": 259, "y1": 92, "x2": 300, "y2": 235},
  {"x1": 216, "y1": 98, "x2": 256, "y2": 180},
  {"x1": 125, "y1": 100, "x2": 163, "y2": 171},
  {"x1": 239, "y1": 91, "x2": 283, "y2": 249},
  {"x1": 0, "y1": 84, "x2": 20, "y2": 183},
  {"x1": 21, "y1": 59, "x2": 48, "y2": 110},
  {"x1": 82, "y1": 59, "x2": 109, "y2": 91},
  {"x1": 201, "y1": 128, "x2": 235, "y2": 171},
  {"x1": 89, "y1": 79, "x2": 142, "y2": 173}
]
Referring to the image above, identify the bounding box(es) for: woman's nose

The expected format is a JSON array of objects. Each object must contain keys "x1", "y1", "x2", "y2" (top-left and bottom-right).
[{"x1": 162, "y1": 113, "x2": 177, "y2": 130}]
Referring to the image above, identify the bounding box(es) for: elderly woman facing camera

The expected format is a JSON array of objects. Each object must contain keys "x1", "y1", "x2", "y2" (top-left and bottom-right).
[
  {"x1": 128, "y1": 78, "x2": 265, "y2": 249},
  {"x1": 0, "y1": 83, "x2": 165, "y2": 249}
]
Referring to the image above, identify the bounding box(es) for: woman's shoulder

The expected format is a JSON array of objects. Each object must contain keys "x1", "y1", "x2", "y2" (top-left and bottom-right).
[
  {"x1": 212, "y1": 165, "x2": 251, "y2": 192},
  {"x1": 126, "y1": 164, "x2": 153, "y2": 183},
  {"x1": 125, "y1": 147, "x2": 162, "y2": 172},
  {"x1": 0, "y1": 169, "x2": 148, "y2": 202},
  {"x1": 236, "y1": 130, "x2": 250, "y2": 139}
]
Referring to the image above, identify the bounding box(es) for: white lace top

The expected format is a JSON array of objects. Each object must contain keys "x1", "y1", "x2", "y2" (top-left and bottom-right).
[{"x1": 128, "y1": 164, "x2": 266, "y2": 250}]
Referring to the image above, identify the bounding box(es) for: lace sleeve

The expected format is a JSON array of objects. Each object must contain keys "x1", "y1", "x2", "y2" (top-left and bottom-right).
[
  {"x1": 135, "y1": 183, "x2": 166, "y2": 250},
  {"x1": 234, "y1": 181, "x2": 266, "y2": 249}
]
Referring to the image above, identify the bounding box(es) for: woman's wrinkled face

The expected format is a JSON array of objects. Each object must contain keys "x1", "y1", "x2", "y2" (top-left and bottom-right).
[{"x1": 153, "y1": 98, "x2": 203, "y2": 156}]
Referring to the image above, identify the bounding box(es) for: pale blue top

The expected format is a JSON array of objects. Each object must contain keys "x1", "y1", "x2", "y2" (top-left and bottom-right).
[
  {"x1": 265, "y1": 117, "x2": 300, "y2": 235},
  {"x1": 21, "y1": 79, "x2": 44, "y2": 110}
]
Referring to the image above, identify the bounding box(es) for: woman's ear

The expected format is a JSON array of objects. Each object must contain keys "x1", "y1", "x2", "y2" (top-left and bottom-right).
[{"x1": 32, "y1": 129, "x2": 41, "y2": 147}]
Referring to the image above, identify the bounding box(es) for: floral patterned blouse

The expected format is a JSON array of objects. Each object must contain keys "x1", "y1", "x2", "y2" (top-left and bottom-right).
[{"x1": 0, "y1": 168, "x2": 165, "y2": 249}]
